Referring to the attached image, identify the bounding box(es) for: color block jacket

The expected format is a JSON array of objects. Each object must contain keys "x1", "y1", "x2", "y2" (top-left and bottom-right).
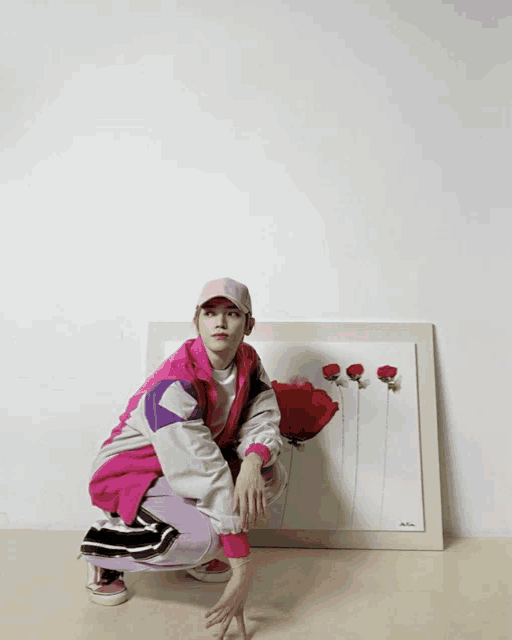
[{"x1": 88, "y1": 335, "x2": 284, "y2": 558}]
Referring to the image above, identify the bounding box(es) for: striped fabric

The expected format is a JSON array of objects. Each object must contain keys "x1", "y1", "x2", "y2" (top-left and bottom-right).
[{"x1": 80, "y1": 507, "x2": 180, "y2": 561}]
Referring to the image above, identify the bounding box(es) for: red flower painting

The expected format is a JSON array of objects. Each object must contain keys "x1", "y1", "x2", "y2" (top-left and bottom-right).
[
  {"x1": 377, "y1": 366, "x2": 400, "y2": 393},
  {"x1": 346, "y1": 363, "x2": 364, "y2": 380},
  {"x1": 272, "y1": 380, "x2": 339, "y2": 447},
  {"x1": 322, "y1": 364, "x2": 341, "y2": 381},
  {"x1": 377, "y1": 365, "x2": 398, "y2": 379},
  {"x1": 269, "y1": 357, "x2": 403, "y2": 531}
]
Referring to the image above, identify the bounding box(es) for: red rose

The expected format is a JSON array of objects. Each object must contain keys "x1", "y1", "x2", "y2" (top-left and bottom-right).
[
  {"x1": 346, "y1": 363, "x2": 364, "y2": 378},
  {"x1": 272, "y1": 380, "x2": 339, "y2": 443},
  {"x1": 322, "y1": 364, "x2": 341, "y2": 380},
  {"x1": 377, "y1": 365, "x2": 398, "y2": 379}
]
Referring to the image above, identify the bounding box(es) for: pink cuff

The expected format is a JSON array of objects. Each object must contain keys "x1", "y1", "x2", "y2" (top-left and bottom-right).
[
  {"x1": 245, "y1": 444, "x2": 271, "y2": 466},
  {"x1": 220, "y1": 532, "x2": 250, "y2": 558}
]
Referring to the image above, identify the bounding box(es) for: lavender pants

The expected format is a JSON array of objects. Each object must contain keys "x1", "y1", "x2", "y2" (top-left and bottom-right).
[{"x1": 82, "y1": 476, "x2": 223, "y2": 573}]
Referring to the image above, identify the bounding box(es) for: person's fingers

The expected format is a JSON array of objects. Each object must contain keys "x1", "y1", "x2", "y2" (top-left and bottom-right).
[
  {"x1": 205, "y1": 611, "x2": 224, "y2": 629},
  {"x1": 252, "y1": 491, "x2": 260, "y2": 523},
  {"x1": 205, "y1": 604, "x2": 227, "y2": 625},
  {"x1": 248, "y1": 493, "x2": 255, "y2": 526},
  {"x1": 241, "y1": 485, "x2": 268, "y2": 527},
  {"x1": 255, "y1": 493, "x2": 262, "y2": 525},
  {"x1": 259, "y1": 491, "x2": 267, "y2": 519},
  {"x1": 205, "y1": 604, "x2": 222, "y2": 618},
  {"x1": 218, "y1": 612, "x2": 235, "y2": 640},
  {"x1": 236, "y1": 610, "x2": 248, "y2": 639},
  {"x1": 247, "y1": 492, "x2": 255, "y2": 528},
  {"x1": 240, "y1": 493, "x2": 249, "y2": 529}
]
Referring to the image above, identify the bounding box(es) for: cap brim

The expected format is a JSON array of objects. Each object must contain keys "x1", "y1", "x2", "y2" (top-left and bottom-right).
[{"x1": 198, "y1": 296, "x2": 249, "y2": 315}]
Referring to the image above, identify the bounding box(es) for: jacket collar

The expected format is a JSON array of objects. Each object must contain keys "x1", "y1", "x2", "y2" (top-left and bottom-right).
[
  {"x1": 189, "y1": 335, "x2": 213, "y2": 381},
  {"x1": 184, "y1": 335, "x2": 259, "y2": 448},
  {"x1": 189, "y1": 335, "x2": 249, "y2": 381}
]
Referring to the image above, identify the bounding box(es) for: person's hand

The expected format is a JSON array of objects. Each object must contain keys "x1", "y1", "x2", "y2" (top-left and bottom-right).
[
  {"x1": 205, "y1": 568, "x2": 253, "y2": 639},
  {"x1": 233, "y1": 456, "x2": 269, "y2": 530}
]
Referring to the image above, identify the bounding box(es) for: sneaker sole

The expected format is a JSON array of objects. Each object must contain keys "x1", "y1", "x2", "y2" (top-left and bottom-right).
[
  {"x1": 186, "y1": 567, "x2": 232, "y2": 583},
  {"x1": 88, "y1": 588, "x2": 129, "y2": 606}
]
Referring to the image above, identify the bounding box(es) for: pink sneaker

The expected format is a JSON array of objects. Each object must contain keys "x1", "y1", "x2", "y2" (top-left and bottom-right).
[
  {"x1": 86, "y1": 563, "x2": 129, "y2": 606},
  {"x1": 186, "y1": 558, "x2": 233, "y2": 583}
]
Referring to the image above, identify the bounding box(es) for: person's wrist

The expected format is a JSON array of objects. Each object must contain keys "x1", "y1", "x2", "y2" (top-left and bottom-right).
[
  {"x1": 232, "y1": 563, "x2": 253, "y2": 573},
  {"x1": 243, "y1": 453, "x2": 264, "y2": 469},
  {"x1": 228, "y1": 556, "x2": 253, "y2": 570},
  {"x1": 231, "y1": 563, "x2": 255, "y2": 581}
]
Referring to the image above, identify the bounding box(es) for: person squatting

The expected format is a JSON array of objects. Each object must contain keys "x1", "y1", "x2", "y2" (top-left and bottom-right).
[{"x1": 78, "y1": 277, "x2": 286, "y2": 639}]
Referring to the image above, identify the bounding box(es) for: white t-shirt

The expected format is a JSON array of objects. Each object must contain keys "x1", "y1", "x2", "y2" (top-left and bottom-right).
[{"x1": 210, "y1": 362, "x2": 237, "y2": 439}]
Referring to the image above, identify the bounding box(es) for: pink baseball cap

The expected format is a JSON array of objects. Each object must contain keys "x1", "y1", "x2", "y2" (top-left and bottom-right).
[{"x1": 196, "y1": 277, "x2": 252, "y2": 315}]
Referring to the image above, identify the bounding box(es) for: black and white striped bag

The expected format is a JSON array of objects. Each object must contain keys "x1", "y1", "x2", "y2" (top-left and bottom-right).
[{"x1": 78, "y1": 506, "x2": 180, "y2": 561}]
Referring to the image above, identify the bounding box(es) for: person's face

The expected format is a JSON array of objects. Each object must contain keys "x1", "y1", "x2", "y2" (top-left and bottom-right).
[{"x1": 197, "y1": 297, "x2": 248, "y2": 359}]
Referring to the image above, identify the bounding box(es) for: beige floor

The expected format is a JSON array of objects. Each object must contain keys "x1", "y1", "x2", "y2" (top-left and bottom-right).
[{"x1": 1, "y1": 531, "x2": 510, "y2": 640}]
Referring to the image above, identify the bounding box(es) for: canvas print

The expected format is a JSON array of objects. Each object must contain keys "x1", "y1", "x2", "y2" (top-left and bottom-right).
[{"x1": 162, "y1": 337, "x2": 423, "y2": 535}]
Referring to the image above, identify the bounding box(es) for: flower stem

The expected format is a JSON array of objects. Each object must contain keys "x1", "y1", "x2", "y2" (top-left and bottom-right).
[
  {"x1": 334, "y1": 383, "x2": 345, "y2": 530},
  {"x1": 350, "y1": 384, "x2": 360, "y2": 528},
  {"x1": 379, "y1": 387, "x2": 390, "y2": 529}
]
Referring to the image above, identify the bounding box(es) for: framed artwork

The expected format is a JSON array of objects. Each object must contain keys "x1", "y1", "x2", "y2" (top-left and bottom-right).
[{"x1": 147, "y1": 322, "x2": 443, "y2": 551}]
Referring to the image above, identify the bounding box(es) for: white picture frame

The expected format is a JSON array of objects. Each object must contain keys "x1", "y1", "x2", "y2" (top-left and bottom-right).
[{"x1": 147, "y1": 322, "x2": 443, "y2": 551}]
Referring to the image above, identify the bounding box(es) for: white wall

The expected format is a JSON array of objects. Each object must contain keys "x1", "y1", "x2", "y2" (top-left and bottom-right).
[{"x1": 1, "y1": 0, "x2": 511, "y2": 538}]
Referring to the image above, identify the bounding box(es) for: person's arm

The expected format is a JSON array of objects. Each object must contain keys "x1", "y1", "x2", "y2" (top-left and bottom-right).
[
  {"x1": 227, "y1": 358, "x2": 283, "y2": 531},
  {"x1": 137, "y1": 379, "x2": 247, "y2": 545},
  {"x1": 205, "y1": 553, "x2": 255, "y2": 639},
  {"x1": 227, "y1": 555, "x2": 255, "y2": 572},
  {"x1": 235, "y1": 357, "x2": 284, "y2": 468}
]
